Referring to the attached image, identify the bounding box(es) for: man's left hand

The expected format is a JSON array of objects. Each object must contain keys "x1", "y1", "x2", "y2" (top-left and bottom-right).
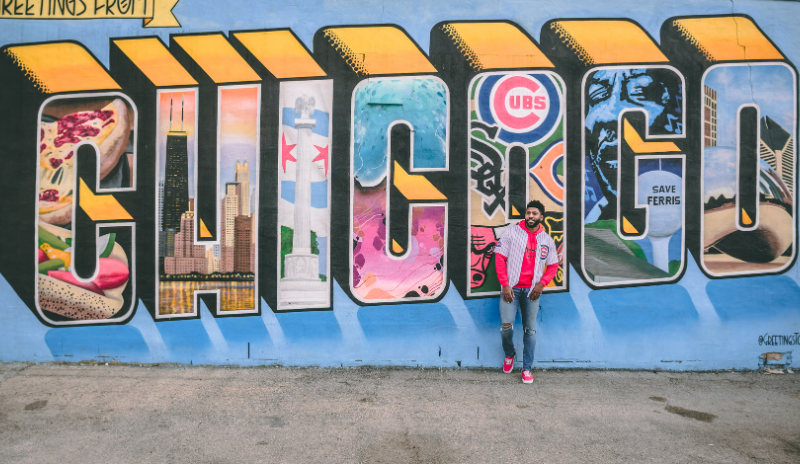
[{"x1": 529, "y1": 282, "x2": 544, "y2": 301}]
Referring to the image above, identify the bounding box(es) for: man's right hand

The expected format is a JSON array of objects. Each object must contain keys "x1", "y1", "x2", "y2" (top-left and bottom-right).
[{"x1": 502, "y1": 285, "x2": 514, "y2": 303}]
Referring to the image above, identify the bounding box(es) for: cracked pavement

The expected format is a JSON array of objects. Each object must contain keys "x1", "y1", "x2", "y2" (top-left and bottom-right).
[{"x1": 0, "y1": 363, "x2": 798, "y2": 463}]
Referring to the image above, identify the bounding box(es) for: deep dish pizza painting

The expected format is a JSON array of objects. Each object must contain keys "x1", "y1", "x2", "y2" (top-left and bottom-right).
[
  {"x1": 36, "y1": 96, "x2": 136, "y2": 324},
  {"x1": 38, "y1": 97, "x2": 134, "y2": 225}
]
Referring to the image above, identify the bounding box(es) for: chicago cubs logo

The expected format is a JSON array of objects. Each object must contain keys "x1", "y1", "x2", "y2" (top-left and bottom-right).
[
  {"x1": 540, "y1": 245, "x2": 549, "y2": 259},
  {"x1": 477, "y1": 72, "x2": 562, "y2": 145},
  {"x1": 491, "y1": 75, "x2": 548, "y2": 133}
]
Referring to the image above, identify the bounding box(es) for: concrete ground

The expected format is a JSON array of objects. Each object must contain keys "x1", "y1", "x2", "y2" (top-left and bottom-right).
[{"x1": 0, "y1": 363, "x2": 798, "y2": 463}]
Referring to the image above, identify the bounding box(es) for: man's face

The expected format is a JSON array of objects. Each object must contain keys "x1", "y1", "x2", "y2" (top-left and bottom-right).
[{"x1": 525, "y1": 207, "x2": 543, "y2": 230}]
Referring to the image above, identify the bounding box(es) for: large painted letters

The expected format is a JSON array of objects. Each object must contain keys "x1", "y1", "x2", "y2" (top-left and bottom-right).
[
  {"x1": 541, "y1": 20, "x2": 688, "y2": 288},
  {"x1": 313, "y1": 25, "x2": 451, "y2": 305},
  {"x1": 0, "y1": 42, "x2": 139, "y2": 326},
  {"x1": 350, "y1": 77, "x2": 449, "y2": 303},
  {"x1": 36, "y1": 93, "x2": 138, "y2": 324},
  {"x1": 0, "y1": 14, "x2": 796, "y2": 331},
  {"x1": 660, "y1": 15, "x2": 798, "y2": 278},
  {"x1": 581, "y1": 66, "x2": 686, "y2": 286},
  {"x1": 157, "y1": 34, "x2": 261, "y2": 318},
  {"x1": 700, "y1": 63, "x2": 796, "y2": 276},
  {"x1": 155, "y1": 84, "x2": 261, "y2": 317},
  {"x1": 467, "y1": 71, "x2": 567, "y2": 295},
  {"x1": 429, "y1": 21, "x2": 566, "y2": 298},
  {"x1": 277, "y1": 80, "x2": 332, "y2": 309}
]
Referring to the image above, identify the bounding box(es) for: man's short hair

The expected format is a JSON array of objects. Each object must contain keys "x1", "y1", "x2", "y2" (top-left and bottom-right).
[{"x1": 526, "y1": 200, "x2": 545, "y2": 215}]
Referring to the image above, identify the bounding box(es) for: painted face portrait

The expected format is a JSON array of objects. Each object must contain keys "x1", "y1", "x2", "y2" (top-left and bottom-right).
[{"x1": 584, "y1": 68, "x2": 683, "y2": 219}]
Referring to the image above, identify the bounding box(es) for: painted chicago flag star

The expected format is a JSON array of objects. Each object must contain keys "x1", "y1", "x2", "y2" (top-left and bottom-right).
[
  {"x1": 281, "y1": 133, "x2": 297, "y2": 172},
  {"x1": 313, "y1": 144, "x2": 329, "y2": 176}
]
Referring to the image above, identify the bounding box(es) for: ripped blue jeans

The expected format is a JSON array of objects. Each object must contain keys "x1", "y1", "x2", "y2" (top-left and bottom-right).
[{"x1": 499, "y1": 287, "x2": 539, "y2": 372}]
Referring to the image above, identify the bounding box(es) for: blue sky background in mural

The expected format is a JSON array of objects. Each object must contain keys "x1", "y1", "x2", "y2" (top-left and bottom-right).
[
  {"x1": 704, "y1": 64, "x2": 795, "y2": 149},
  {"x1": 352, "y1": 78, "x2": 448, "y2": 186},
  {"x1": 703, "y1": 146, "x2": 789, "y2": 204}
]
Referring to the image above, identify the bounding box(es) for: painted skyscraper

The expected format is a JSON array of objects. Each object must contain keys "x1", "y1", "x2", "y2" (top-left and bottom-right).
[
  {"x1": 220, "y1": 182, "x2": 240, "y2": 273},
  {"x1": 157, "y1": 181, "x2": 164, "y2": 231},
  {"x1": 235, "y1": 159, "x2": 250, "y2": 215},
  {"x1": 703, "y1": 85, "x2": 717, "y2": 147},
  {"x1": 234, "y1": 215, "x2": 253, "y2": 273},
  {"x1": 162, "y1": 97, "x2": 189, "y2": 232}
]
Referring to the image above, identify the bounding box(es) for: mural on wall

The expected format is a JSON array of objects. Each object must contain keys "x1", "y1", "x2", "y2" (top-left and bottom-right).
[
  {"x1": 155, "y1": 85, "x2": 260, "y2": 317},
  {"x1": 277, "y1": 79, "x2": 332, "y2": 310},
  {"x1": 428, "y1": 21, "x2": 563, "y2": 299},
  {"x1": 0, "y1": 16, "x2": 790, "y2": 316},
  {"x1": 0, "y1": 41, "x2": 141, "y2": 326},
  {"x1": 350, "y1": 77, "x2": 449, "y2": 303},
  {"x1": 153, "y1": 34, "x2": 262, "y2": 318},
  {"x1": 538, "y1": 20, "x2": 692, "y2": 288},
  {"x1": 225, "y1": 28, "x2": 330, "y2": 312},
  {"x1": 467, "y1": 71, "x2": 566, "y2": 295},
  {"x1": 0, "y1": 9, "x2": 798, "y2": 373},
  {"x1": 36, "y1": 93, "x2": 137, "y2": 323},
  {"x1": 700, "y1": 63, "x2": 796, "y2": 276},
  {"x1": 582, "y1": 67, "x2": 686, "y2": 286},
  {"x1": 659, "y1": 16, "x2": 798, "y2": 280}
]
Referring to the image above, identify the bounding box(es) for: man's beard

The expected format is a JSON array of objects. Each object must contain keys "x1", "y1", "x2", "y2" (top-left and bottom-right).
[{"x1": 526, "y1": 219, "x2": 541, "y2": 230}]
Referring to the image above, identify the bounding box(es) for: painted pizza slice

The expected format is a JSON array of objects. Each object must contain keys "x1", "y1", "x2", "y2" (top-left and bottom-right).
[{"x1": 38, "y1": 98, "x2": 132, "y2": 225}]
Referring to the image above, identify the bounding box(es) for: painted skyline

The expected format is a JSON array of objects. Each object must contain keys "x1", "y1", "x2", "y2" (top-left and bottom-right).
[
  {"x1": 219, "y1": 86, "x2": 259, "y2": 202},
  {"x1": 158, "y1": 90, "x2": 197, "y2": 197},
  {"x1": 156, "y1": 87, "x2": 259, "y2": 205}
]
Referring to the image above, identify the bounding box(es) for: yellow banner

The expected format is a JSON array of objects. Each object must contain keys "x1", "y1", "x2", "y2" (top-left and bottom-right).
[{"x1": 0, "y1": 0, "x2": 180, "y2": 27}]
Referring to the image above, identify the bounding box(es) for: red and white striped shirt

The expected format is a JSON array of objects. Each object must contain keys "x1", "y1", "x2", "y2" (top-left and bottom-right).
[{"x1": 494, "y1": 221, "x2": 559, "y2": 296}]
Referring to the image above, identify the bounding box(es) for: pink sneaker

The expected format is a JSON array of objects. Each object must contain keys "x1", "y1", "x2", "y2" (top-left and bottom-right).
[
  {"x1": 521, "y1": 370, "x2": 534, "y2": 384},
  {"x1": 503, "y1": 350, "x2": 516, "y2": 373}
]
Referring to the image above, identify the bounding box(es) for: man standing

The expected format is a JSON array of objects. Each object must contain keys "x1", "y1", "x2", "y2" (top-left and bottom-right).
[{"x1": 494, "y1": 200, "x2": 559, "y2": 383}]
